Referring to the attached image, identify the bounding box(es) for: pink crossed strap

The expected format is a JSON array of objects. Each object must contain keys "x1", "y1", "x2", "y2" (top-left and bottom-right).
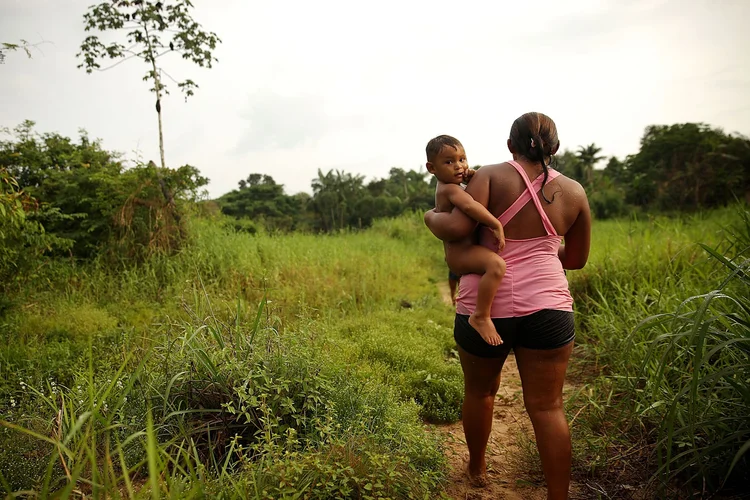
[{"x1": 498, "y1": 160, "x2": 560, "y2": 236}]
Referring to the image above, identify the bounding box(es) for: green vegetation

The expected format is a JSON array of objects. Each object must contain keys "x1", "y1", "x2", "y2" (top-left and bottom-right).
[
  {"x1": 2, "y1": 115, "x2": 749, "y2": 497},
  {"x1": 4, "y1": 0, "x2": 747, "y2": 496},
  {"x1": 2, "y1": 196, "x2": 748, "y2": 497},
  {"x1": 0, "y1": 212, "x2": 459, "y2": 497},
  {"x1": 565, "y1": 208, "x2": 749, "y2": 496},
  {"x1": 219, "y1": 123, "x2": 750, "y2": 229}
]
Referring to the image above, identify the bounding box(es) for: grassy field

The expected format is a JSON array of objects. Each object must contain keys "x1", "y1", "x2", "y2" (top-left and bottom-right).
[{"x1": 1, "y1": 206, "x2": 748, "y2": 498}]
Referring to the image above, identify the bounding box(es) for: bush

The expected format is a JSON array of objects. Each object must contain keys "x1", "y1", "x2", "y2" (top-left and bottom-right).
[
  {"x1": 589, "y1": 187, "x2": 629, "y2": 220},
  {"x1": 0, "y1": 168, "x2": 72, "y2": 296},
  {"x1": 1, "y1": 122, "x2": 208, "y2": 261}
]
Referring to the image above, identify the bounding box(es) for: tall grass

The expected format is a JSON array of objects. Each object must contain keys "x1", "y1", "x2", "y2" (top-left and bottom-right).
[
  {"x1": 4, "y1": 205, "x2": 748, "y2": 497},
  {"x1": 567, "y1": 206, "x2": 750, "y2": 496},
  {"x1": 0, "y1": 212, "x2": 453, "y2": 497},
  {"x1": 631, "y1": 210, "x2": 750, "y2": 492},
  {"x1": 1, "y1": 295, "x2": 447, "y2": 497}
]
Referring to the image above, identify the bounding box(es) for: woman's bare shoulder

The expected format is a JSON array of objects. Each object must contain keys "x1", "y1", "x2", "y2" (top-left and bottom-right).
[
  {"x1": 551, "y1": 174, "x2": 589, "y2": 213},
  {"x1": 475, "y1": 162, "x2": 515, "y2": 180},
  {"x1": 554, "y1": 174, "x2": 587, "y2": 195},
  {"x1": 478, "y1": 162, "x2": 513, "y2": 171}
]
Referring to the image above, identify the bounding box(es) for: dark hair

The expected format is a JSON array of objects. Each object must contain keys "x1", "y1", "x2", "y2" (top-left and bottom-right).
[
  {"x1": 509, "y1": 112, "x2": 560, "y2": 203},
  {"x1": 426, "y1": 135, "x2": 464, "y2": 162}
]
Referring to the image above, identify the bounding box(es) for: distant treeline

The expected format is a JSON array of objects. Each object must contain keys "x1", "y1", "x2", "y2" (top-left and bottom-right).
[
  {"x1": 1, "y1": 120, "x2": 748, "y2": 285},
  {"x1": 218, "y1": 122, "x2": 749, "y2": 230},
  {"x1": 218, "y1": 168, "x2": 436, "y2": 233}
]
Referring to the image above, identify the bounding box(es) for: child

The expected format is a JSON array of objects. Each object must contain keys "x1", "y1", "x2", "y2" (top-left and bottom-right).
[{"x1": 426, "y1": 135, "x2": 506, "y2": 345}]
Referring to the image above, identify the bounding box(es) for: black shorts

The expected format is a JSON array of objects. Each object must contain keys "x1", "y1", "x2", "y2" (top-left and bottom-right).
[{"x1": 454, "y1": 309, "x2": 575, "y2": 358}]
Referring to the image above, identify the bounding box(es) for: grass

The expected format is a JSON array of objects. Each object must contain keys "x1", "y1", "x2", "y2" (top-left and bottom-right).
[
  {"x1": 0, "y1": 212, "x2": 455, "y2": 497},
  {"x1": 1, "y1": 206, "x2": 749, "y2": 498},
  {"x1": 562, "y1": 207, "x2": 750, "y2": 496}
]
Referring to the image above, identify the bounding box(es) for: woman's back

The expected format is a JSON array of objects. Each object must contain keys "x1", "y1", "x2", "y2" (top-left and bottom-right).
[
  {"x1": 457, "y1": 159, "x2": 587, "y2": 318},
  {"x1": 482, "y1": 161, "x2": 587, "y2": 241}
]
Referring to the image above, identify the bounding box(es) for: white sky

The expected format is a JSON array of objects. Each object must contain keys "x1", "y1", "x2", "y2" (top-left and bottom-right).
[{"x1": 1, "y1": 0, "x2": 749, "y2": 198}]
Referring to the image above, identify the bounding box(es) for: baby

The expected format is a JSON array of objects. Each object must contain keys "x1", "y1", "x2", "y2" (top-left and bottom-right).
[{"x1": 426, "y1": 135, "x2": 507, "y2": 345}]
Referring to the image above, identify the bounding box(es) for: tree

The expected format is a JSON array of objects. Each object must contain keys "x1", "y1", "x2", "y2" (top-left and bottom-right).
[
  {"x1": 218, "y1": 174, "x2": 307, "y2": 231},
  {"x1": 576, "y1": 144, "x2": 605, "y2": 188},
  {"x1": 311, "y1": 169, "x2": 366, "y2": 231},
  {"x1": 553, "y1": 150, "x2": 583, "y2": 182},
  {"x1": 624, "y1": 123, "x2": 749, "y2": 209},
  {"x1": 0, "y1": 39, "x2": 52, "y2": 64},
  {"x1": 76, "y1": 0, "x2": 220, "y2": 223},
  {"x1": 603, "y1": 156, "x2": 626, "y2": 184}
]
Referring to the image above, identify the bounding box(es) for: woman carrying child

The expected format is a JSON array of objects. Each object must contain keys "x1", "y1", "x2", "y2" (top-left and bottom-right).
[{"x1": 424, "y1": 112, "x2": 591, "y2": 500}]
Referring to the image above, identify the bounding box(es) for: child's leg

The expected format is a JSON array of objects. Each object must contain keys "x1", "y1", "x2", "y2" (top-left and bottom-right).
[
  {"x1": 447, "y1": 245, "x2": 506, "y2": 345},
  {"x1": 448, "y1": 270, "x2": 460, "y2": 305}
]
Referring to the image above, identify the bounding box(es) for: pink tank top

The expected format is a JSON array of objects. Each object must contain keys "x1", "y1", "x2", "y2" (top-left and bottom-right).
[{"x1": 456, "y1": 160, "x2": 573, "y2": 318}]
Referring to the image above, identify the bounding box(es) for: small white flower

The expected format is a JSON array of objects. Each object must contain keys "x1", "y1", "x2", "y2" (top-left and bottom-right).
[
  {"x1": 19, "y1": 381, "x2": 25, "y2": 387},
  {"x1": 123, "y1": 397, "x2": 128, "y2": 403},
  {"x1": 10, "y1": 398, "x2": 16, "y2": 407},
  {"x1": 116, "y1": 380, "x2": 124, "y2": 390},
  {"x1": 79, "y1": 400, "x2": 84, "y2": 405}
]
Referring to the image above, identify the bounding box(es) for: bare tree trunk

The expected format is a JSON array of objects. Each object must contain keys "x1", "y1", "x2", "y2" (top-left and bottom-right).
[
  {"x1": 151, "y1": 69, "x2": 175, "y2": 209},
  {"x1": 156, "y1": 82, "x2": 166, "y2": 171},
  {"x1": 144, "y1": 22, "x2": 183, "y2": 239}
]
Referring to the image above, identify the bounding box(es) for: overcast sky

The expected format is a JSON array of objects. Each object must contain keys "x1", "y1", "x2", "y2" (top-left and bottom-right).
[{"x1": 1, "y1": 0, "x2": 749, "y2": 198}]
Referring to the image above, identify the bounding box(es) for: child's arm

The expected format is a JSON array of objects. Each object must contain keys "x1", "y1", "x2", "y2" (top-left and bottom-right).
[{"x1": 444, "y1": 184, "x2": 505, "y2": 249}]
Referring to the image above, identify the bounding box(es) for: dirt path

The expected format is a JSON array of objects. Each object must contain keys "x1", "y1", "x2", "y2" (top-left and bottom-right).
[{"x1": 434, "y1": 284, "x2": 583, "y2": 499}]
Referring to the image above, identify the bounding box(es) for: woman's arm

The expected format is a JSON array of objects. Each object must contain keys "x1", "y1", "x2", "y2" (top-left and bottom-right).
[
  {"x1": 558, "y1": 185, "x2": 591, "y2": 270},
  {"x1": 423, "y1": 207, "x2": 476, "y2": 242},
  {"x1": 423, "y1": 167, "x2": 493, "y2": 241}
]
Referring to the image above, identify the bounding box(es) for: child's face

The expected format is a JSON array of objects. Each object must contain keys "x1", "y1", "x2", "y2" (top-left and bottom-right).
[{"x1": 427, "y1": 145, "x2": 468, "y2": 184}]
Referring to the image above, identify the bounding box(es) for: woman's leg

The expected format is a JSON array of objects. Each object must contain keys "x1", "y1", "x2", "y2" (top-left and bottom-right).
[
  {"x1": 514, "y1": 342, "x2": 574, "y2": 500},
  {"x1": 457, "y1": 345, "x2": 509, "y2": 483}
]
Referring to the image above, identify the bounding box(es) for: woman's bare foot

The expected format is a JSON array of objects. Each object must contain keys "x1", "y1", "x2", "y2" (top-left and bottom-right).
[
  {"x1": 464, "y1": 462, "x2": 488, "y2": 487},
  {"x1": 469, "y1": 313, "x2": 502, "y2": 345}
]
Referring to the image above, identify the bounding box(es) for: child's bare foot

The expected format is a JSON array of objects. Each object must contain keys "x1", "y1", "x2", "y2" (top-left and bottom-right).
[{"x1": 469, "y1": 313, "x2": 502, "y2": 345}]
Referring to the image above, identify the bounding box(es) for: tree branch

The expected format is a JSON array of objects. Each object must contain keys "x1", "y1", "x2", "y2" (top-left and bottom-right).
[
  {"x1": 95, "y1": 52, "x2": 141, "y2": 71},
  {"x1": 159, "y1": 67, "x2": 180, "y2": 85}
]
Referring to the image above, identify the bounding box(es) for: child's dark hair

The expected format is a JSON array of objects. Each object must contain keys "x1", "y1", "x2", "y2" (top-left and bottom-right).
[
  {"x1": 509, "y1": 112, "x2": 560, "y2": 203},
  {"x1": 426, "y1": 135, "x2": 463, "y2": 162}
]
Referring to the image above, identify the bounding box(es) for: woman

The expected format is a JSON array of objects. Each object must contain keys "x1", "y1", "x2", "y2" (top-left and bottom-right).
[{"x1": 424, "y1": 112, "x2": 591, "y2": 500}]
